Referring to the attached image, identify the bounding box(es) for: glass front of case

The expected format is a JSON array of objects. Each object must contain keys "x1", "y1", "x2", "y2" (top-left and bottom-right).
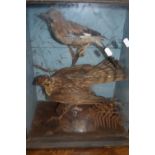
[{"x1": 26, "y1": 1, "x2": 129, "y2": 148}]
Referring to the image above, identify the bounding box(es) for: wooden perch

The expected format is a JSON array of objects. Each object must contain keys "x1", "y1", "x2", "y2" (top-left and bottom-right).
[{"x1": 33, "y1": 64, "x2": 57, "y2": 73}]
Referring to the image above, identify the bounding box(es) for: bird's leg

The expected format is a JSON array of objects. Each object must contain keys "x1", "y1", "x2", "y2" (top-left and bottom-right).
[
  {"x1": 68, "y1": 46, "x2": 79, "y2": 66},
  {"x1": 78, "y1": 44, "x2": 90, "y2": 56},
  {"x1": 72, "y1": 51, "x2": 80, "y2": 66},
  {"x1": 72, "y1": 44, "x2": 90, "y2": 66},
  {"x1": 68, "y1": 46, "x2": 75, "y2": 60}
]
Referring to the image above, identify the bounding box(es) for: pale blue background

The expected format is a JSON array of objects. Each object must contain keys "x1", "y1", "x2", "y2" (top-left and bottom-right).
[{"x1": 26, "y1": 4, "x2": 129, "y2": 131}]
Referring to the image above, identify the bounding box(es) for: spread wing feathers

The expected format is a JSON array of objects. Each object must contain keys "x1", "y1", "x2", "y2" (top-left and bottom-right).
[
  {"x1": 84, "y1": 59, "x2": 127, "y2": 85},
  {"x1": 52, "y1": 60, "x2": 126, "y2": 83},
  {"x1": 90, "y1": 103, "x2": 123, "y2": 129},
  {"x1": 52, "y1": 64, "x2": 92, "y2": 77},
  {"x1": 52, "y1": 59, "x2": 126, "y2": 86}
]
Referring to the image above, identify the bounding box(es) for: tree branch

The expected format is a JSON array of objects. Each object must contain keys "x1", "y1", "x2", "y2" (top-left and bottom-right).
[{"x1": 33, "y1": 64, "x2": 57, "y2": 73}]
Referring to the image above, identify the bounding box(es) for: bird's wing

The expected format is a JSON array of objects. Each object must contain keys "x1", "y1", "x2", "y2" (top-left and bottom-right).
[
  {"x1": 66, "y1": 20, "x2": 103, "y2": 38},
  {"x1": 52, "y1": 64, "x2": 92, "y2": 78}
]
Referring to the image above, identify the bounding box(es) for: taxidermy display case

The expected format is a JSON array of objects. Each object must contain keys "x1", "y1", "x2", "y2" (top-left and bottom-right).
[{"x1": 26, "y1": 0, "x2": 129, "y2": 148}]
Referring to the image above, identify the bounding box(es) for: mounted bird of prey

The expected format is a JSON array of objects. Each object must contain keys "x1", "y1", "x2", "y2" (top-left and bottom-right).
[
  {"x1": 33, "y1": 59, "x2": 127, "y2": 122},
  {"x1": 39, "y1": 9, "x2": 116, "y2": 66},
  {"x1": 33, "y1": 59, "x2": 126, "y2": 105}
]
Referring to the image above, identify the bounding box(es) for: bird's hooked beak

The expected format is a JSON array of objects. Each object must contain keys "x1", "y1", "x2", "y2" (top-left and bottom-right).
[
  {"x1": 33, "y1": 76, "x2": 52, "y2": 96},
  {"x1": 32, "y1": 75, "x2": 49, "y2": 85}
]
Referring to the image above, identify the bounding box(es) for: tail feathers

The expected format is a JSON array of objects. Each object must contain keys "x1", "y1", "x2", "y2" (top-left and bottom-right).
[{"x1": 86, "y1": 59, "x2": 127, "y2": 85}]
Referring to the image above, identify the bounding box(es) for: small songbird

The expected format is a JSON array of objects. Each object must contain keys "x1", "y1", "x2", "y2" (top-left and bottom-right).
[{"x1": 39, "y1": 9, "x2": 116, "y2": 66}]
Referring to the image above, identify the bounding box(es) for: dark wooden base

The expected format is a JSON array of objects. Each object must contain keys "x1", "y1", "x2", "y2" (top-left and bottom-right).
[
  {"x1": 27, "y1": 101, "x2": 128, "y2": 148},
  {"x1": 27, "y1": 146, "x2": 129, "y2": 155}
]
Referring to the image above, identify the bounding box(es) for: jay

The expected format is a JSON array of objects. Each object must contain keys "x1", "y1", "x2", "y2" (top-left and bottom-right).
[{"x1": 39, "y1": 10, "x2": 116, "y2": 66}]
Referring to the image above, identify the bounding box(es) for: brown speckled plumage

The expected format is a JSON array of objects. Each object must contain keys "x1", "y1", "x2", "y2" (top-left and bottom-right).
[{"x1": 33, "y1": 59, "x2": 126, "y2": 105}]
